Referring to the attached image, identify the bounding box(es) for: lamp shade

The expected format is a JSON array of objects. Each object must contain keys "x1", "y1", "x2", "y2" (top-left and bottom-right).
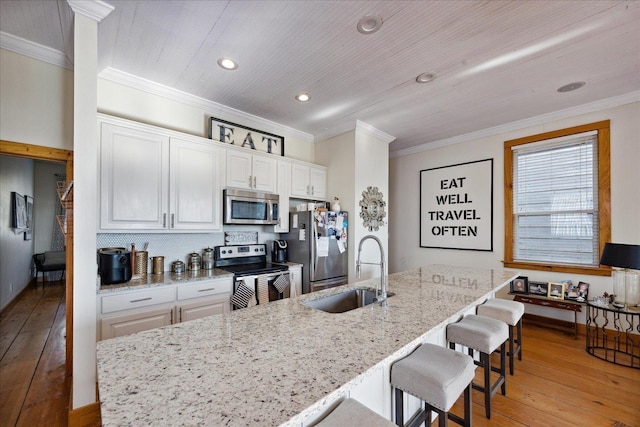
[{"x1": 599, "y1": 243, "x2": 640, "y2": 270}]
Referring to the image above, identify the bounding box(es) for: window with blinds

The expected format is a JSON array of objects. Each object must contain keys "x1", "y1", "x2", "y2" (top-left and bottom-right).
[{"x1": 512, "y1": 131, "x2": 599, "y2": 266}]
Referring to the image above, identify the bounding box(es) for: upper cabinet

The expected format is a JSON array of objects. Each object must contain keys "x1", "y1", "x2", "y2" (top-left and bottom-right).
[
  {"x1": 226, "y1": 148, "x2": 277, "y2": 193},
  {"x1": 290, "y1": 163, "x2": 327, "y2": 200},
  {"x1": 99, "y1": 117, "x2": 224, "y2": 232},
  {"x1": 274, "y1": 160, "x2": 291, "y2": 232},
  {"x1": 169, "y1": 136, "x2": 224, "y2": 231},
  {"x1": 100, "y1": 122, "x2": 170, "y2": 231}
]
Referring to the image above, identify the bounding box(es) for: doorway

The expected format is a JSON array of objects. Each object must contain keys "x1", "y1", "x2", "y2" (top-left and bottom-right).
[{"x1": 0, "y1": 140, "x2": 74, "y2": 375}]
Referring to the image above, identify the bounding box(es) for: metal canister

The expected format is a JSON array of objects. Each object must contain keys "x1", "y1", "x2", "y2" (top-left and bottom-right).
[
  {"x1": 150, "y1": 256, "x2": 164, "y2": 274},
  {"x1": 171, "y1": 260, "x2": 185, "y2": 274},
  {"x1": 202, "y1": 247, "x2": 214, "y2": 270},
  {"x1": 187, "y1": 252, "x2": 201, "y2": 271}
]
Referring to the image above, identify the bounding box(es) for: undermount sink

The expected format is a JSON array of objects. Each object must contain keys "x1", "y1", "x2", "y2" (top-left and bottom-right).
[{"x1": 303, "y1": 287, "x2": 394, "y2": 313}]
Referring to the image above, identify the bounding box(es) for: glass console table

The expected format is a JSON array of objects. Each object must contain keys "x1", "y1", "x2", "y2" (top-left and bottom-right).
[{"x1": 585, "y1": 301, "x2": 639, "y2": 368}]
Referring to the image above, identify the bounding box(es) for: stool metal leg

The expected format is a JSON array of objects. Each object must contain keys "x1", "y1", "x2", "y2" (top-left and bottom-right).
[{"x1": 394, "y1": 387, "x2": 403, "y2": 427}]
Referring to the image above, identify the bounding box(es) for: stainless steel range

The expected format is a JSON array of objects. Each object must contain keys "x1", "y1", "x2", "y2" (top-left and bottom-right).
[{"x1": 214, "y1": 244, "x2": 290, "y2": 309}]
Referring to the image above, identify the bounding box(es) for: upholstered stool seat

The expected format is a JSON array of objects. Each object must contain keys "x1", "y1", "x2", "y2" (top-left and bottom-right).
[
  {"x1": 447, "y1": 314, "x2": 509, "y2": 419},
  {"x1": 313, "y1": 398, "x2": 395, "y2": 427},
  {"x1": 391, "y1": 343, "x2": 476, "y2": 426},
  {"x1": 476, "y1": 298, "x2": 525, "y2": 375}
]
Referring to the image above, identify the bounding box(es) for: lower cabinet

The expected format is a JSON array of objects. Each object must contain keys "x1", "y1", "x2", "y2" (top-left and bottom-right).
[
  {"x1": 98, "y1": 277, "x2": 232, "y2": 340},
  {"x1": 101, "y1": 305, "x2": 174, "y2": 340}
]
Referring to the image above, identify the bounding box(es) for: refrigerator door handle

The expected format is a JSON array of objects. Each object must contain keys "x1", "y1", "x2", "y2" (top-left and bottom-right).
[{"x1": 310, "y1": 217, "x2": 318, "y2": 279}]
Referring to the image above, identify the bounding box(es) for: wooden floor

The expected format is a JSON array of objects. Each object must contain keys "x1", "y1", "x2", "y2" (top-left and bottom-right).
[
  {"x1": 0, "y1": 280, "x2": 69, "y2": 427},
  {"x1": 1, "y1": 282, "x2": 639, "y2": 427}
]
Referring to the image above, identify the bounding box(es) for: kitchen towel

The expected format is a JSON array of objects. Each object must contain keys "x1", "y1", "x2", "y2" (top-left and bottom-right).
[
  {"x1": 230, "y1": 280, "x2": 254, "y2": 309},
  {"x1": 273, "y1": 274, "x2": 290, "y2": 294},
  {"x1": 257, "y1": 276, "x2": 269, "y2": 305}
]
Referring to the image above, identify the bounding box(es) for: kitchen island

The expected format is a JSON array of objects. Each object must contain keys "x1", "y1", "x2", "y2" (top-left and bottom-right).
[{"x1": 96, "y1": 264, "x2": 517, "y2": 426}]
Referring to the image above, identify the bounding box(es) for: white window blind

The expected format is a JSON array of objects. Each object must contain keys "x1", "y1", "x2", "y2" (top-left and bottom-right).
[{"x1": 512, "y1": 131, "x2": 599, "y2": 266}]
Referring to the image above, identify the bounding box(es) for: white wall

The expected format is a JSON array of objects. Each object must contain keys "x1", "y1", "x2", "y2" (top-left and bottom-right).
[
  {"x1": 389, "y1": 101, "x2": 640, "y2": 322},
  {"x1": 0, "y1": 156, "x2": 34, "y2": 310},
  {"x1": 0, "y1": 49, "x2": 73, "y2": 150},
  {"x1": 97, "y1": 78, "x2": 316, "y2": 163}
]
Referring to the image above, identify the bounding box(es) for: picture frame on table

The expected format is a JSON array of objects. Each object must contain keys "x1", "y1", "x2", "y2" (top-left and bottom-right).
[
  {"x1": 565, "y1": 280, "x2": 581, "y2": 301},
  {"x1": 548, "y1": 282, "x2": 565, "y2": 300},
  {"x1": 528, "y1": 281, "x2": 548, "y2": 296},
  {"x1": 510, "y1": 276, "x2": 528, "y2": 294},
  {"x1": 576, "y1": 281, "x2": 590, "y2": 302}
]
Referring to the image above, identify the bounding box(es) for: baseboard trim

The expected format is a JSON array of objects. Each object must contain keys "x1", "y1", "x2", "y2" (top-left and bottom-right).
[{"x1": 68, "y1": 401, "x2": 101, "y2": 427}]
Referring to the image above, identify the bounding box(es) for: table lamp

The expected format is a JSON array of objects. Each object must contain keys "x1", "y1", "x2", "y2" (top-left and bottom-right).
[{"x1": 599, "y1": 243, "x2": 640, "y2": 308}]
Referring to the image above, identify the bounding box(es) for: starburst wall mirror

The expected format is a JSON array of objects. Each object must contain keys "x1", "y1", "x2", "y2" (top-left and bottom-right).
[{"x1": 359, "y1": 186, "x2": 386, "y2": 231}]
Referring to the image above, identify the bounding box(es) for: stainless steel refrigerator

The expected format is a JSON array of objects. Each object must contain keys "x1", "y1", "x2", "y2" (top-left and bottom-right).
[{"x1": 284, "y1": 210, "x2": 348, "y2": 293}]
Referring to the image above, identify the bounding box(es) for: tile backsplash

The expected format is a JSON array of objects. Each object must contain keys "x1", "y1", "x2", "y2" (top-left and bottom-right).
[{"x1": 97, "y1": 227, "x2": 279, "y2": 272}]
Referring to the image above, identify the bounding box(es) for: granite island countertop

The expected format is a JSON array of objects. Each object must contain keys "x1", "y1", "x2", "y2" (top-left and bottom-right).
[
  {"x1": 97, "y1": 268, "x2": 234, "y2": 294},
  {"x1": 96, "y1": 264, "x2": 518, "y2": 426}
]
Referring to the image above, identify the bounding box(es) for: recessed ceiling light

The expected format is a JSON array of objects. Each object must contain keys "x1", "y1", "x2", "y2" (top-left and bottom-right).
[
  {"x1": 217, "y1": 57, "x2": 238, "y2": 70},
  {"x1": 357, "y1": 15, "x2": 383, "y2": 34},
  {"x1": 296, "y1": 93, "x2": 310, "y2": 102},
  {"x1": 557, "y1": 81, "x2": 585, "y2": 92},
  {"x1": 416, "y1": 72, "x2": 437, "y2": 83}
]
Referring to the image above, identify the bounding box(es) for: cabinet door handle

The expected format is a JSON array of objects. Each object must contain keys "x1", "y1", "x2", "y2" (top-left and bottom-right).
[
  {"x1": 307, "y1": 185, "x2": 310, "y2": 195},
  {"x1": 178, "y1": 307, "x2": 182, "y2": 323},
  {"x1": 253, "y1": 176, "x2": 257, "y2": 188},
  {"x1": 163, "y1": 213, "x2": 167, "y2": 228},
  {"x1": 171, "y1": 213, "x2": 175, "y2": 228},
  {"x1": 130, "y1": 297, "x2": 152, "y2": 303},
  {"x1": 311, "y1": 185, "x2": 315, "y2": 195},
  {"x1": 198, "y1": 288, "x2": 216, "y2": 292},
  {"x1": 249, "y1": 175, "x2": 253, "y2": 188}
]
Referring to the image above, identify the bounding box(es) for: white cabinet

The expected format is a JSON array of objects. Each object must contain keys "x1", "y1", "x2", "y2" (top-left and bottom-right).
[
  {"x1": 101, "y1": 306, "x2": 174, "y2": 340},
  {"x1": 100, "y1": 122, "x2": 170, "y2": 230},
  {"x1": 226, "y1": 149, "x2": 277, "y2": 193},
  {"x1": 290, "y1": 163, "x2": 327, "y2": 200},
  {"x1": 99, "y1": 117, "x2": 224, "y2": 232},
  {"x1": 274, "y1": 160, "x2": 291, "y2": 232},
  {"x1": 170, "y1": 137, "x2": 224, "y2": 231},
  {"x1": 289, "y1": 264, "x2": 302, "y2": 297},
  {"x1": 98, "y1": 277, "x2": 233, "y2": 340}
]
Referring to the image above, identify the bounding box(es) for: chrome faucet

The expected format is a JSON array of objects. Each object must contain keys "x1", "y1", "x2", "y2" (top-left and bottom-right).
[{"x1": 356, "y1": 235, "x2": 387, "y2": 301}]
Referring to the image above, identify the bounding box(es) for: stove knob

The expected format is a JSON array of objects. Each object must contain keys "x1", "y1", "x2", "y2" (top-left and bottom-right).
[{"x1": 221, "y1": 250, "x2": 226, "y2": 254}]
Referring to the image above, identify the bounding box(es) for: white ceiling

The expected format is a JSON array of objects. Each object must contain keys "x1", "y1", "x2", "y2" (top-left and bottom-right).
[{"x1": 1, "y1": 0, "x2": 639, "y2": 154}]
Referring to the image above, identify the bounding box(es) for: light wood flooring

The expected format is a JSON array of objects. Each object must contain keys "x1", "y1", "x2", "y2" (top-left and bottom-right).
[{"x1": 1, "y1": 281, "x2": 639, "y2": 426}]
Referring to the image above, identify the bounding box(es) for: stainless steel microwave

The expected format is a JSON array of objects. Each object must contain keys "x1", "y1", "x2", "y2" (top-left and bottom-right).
[{"x1": 223, "y1": 188, "x2": 279, "y2": 225}]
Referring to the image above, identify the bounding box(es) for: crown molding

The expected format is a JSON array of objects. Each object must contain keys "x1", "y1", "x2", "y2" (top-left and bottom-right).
[
  {"x1": 356, "y1": 120, "x2": 396, "y2": 144},
  {"x1": 390, "y1": 91, "x2": 640, "y2": 159},
  {"x1": 98, "y1": 67, "x2": 314, "y2": 143},
  {"x1": 67, "y1": 0, "x2": 114, "y2": 22},
  {"x1": 0, "y1": 32, "x2": 73, "y2": 70}
]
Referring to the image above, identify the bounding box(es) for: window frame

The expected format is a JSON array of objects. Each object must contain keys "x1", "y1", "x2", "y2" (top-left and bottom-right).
[{"x1": 503, "y1": 120, "x2": 611, "y2": 276}]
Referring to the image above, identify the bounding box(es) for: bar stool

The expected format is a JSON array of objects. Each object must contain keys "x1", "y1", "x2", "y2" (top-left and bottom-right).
[
  {"x1": 446, "y1": 314, "x2": 508, "y2": 419},
  {"x1": 476, "y1": 298, "x2": 525, "y2": 375},
  {"x1": 391, "y1": 343, "x2": 476, "y2": 427},
  {"x1": 313, "y1": 398, "x2": 395, "y2": 427}
]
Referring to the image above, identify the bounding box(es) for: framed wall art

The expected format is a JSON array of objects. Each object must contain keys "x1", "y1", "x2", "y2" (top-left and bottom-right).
[
  {"x1": 209, "y1": 117, "x2": 284, "y2": 156},
  {"x1": 24, "y1": 195, "x2": 34, "y2": 240},
  {"x1": 420, "y1": 158, "x2": 493, "y2": 251},
  {"x1": 11, "y1": 191, "x2": 27, "y2": 229}
]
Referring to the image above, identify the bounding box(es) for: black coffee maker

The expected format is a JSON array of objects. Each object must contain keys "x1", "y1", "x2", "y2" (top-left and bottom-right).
[{"x1": 272, "y1": 240, "x2": 288, "y2": 263}]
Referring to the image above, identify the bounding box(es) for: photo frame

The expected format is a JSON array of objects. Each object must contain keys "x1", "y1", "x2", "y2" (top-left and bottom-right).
[
  {"x1": 24, "y1": 195, "x2": 34, "y2": 240},
  {"x1": 548, "y1": 282, "x2": 565, "y2": 300},
  {"x1": 11, "y1": 191, "x2": 27, "y2": 229},
  {"x1": 528, "y1": 281, "x2": 548, "y2": 296},
  {"x1": 576, "y1": 281, "x2": 590, "y2": 302},
  {"x1": 510, "y1": 276, "x2": 528, "y2": 294},
  {"x1": 564, "y1": 280, "x2": 580, "y2": 300}
]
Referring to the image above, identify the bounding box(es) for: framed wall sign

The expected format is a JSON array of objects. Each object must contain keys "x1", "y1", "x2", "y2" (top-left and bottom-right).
[
  {"x1": 24, "y1": 195, "x2": 34, "y2": 240},
  {"x1": 11, "y1": 191, "x2": 27, "y2": 229},
  {"x1": 420, "y1": 158, "x2": 493, "y2": 251},
  {"x1": 209, "y1": 117, "x2": 284, "y2": 156}
]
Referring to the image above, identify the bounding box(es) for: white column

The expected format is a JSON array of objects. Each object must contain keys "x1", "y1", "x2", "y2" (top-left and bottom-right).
[{"x1": 67, "y1": 0, "x2": 113, "y2": 409}]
